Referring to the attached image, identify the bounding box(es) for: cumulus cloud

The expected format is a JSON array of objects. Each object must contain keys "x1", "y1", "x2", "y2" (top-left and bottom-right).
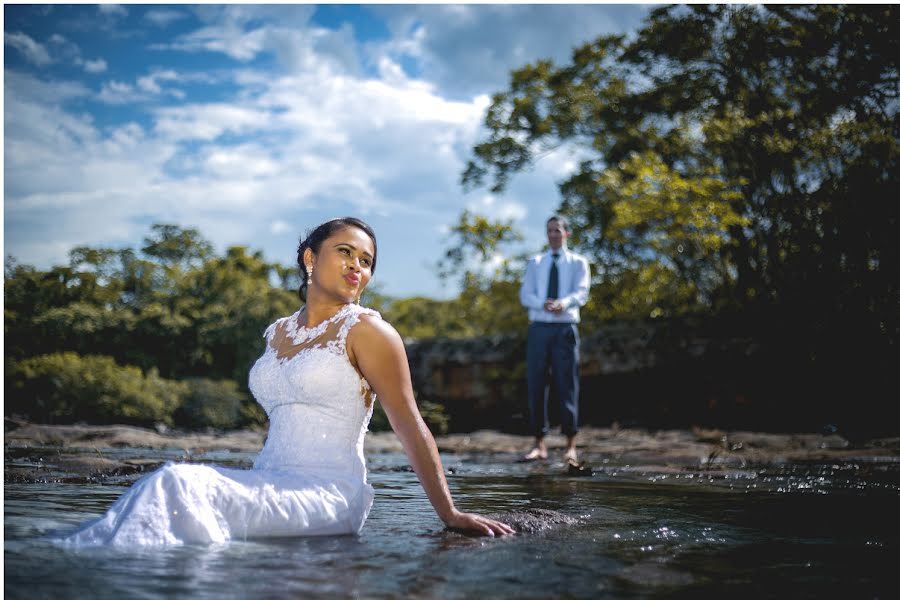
[
  {"x1": 41, "y1": 32, "x2": 106, "y2": 73},
  {"x1": 193, "y1": 4, "x2": 316, "y2": 29},
  {"x1": 5, "y1": 32, "x2": 53, "y2": 66},
  {"x1": 98, "y1": 80, "x2": 147, "y2": 104},
  {"x1": 152, "y1": 103, "x2": 274, "y2": 142},
  {"x1": 373, "y1": 4, "x2": 649, "y2": 97},
  {"x1": 146, "y1": 4, "x2": 363, "y2": 77},
  {"x1": 168, "y1": 25, "x2": 268, "y2": 61},
  {"x1": 137, "y1": 69, "x2": 180, "y2": 94}
]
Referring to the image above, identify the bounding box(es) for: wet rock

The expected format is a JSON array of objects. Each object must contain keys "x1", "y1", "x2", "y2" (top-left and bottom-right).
[
  {"x1": 485, "y1": 508, "x2": 580, "y2": 534},
  {"x1": 3, "y1": 421, "x2": 266, "y2": 453},
  {"x1": 4, "y1": 453, "x2": 164, "y2": 484}
]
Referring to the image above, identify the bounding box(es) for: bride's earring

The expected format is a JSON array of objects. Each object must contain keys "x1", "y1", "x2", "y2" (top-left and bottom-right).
[{"x1": 306, "y1": 265, "x2": 313, "y2": 286}]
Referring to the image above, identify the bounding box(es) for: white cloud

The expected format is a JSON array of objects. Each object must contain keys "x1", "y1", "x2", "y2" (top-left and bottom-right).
[
  {"x1": 5, "y1": 32, "x2": 53, "y2": 66},
  {"x1": 137, "y1": 69, "x2": 179, "y2": 94},
  {"x1": 270, "y1": 220, "x2": 292, "y2": 235},
  {"x1": 108, "y1": 122, "x2": 146, "y2": 148},
  {"x1": 203, "y1": 144, "x2": 279, "y2": 179},
  {"x1": 376, "y1": 56, "x2": 408, "y2": 87},
  {"x1": 97, "y1": 69, "x2": 192, "y2": 103},
  {"x1": 193, "y1": 4, "x2": 316, "y2": 29},
  {"x1": 98, "y1": 4, "x2": 128, "y2": 18},
  {"x1": 467, "y1": 194, "x2": 528, "y2": 222},
  {"x1": 79, "y1": 58, "x2": 107, "y2": 73},
  {"x1": 144, "y1": 8, "x2": 186, "y2": 27},
  {"x1": 98, "y1": 80, "x2": 147, "y2": 104},
  {"x1": 5, "y1": 69, "x2": 90, "y2": 103},
  {"x1": 153, "y1": 103, "x2": 273, "y2": 142},
  {"x1": 374, "y1": 4, "x2": 649, "y2": 97},
  {"x1": 174, "y1": 25, "x2": 268, "y2": 61},
  {"x1": 161, "y1": 14, "x2": 361, "y2": 78}
]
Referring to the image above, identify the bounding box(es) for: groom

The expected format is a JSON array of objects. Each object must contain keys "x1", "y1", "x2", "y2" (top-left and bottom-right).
[{"x1": 518, "y1": 215, "x2": 591, "y2": 464}]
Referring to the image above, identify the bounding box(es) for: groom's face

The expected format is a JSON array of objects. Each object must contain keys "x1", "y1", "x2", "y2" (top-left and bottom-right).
[{"x1": 546, "y1": 219, "x2": 568, "y2": 250}]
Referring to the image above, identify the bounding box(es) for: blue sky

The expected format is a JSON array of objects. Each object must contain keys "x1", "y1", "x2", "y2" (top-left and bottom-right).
[{"x1": 4, "y1": 3, "x2": 652, "y2": 299}]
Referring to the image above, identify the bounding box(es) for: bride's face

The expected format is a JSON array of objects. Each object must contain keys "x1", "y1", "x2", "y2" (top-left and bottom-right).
[{"x1": 307, "y1": 226, "x2": 375, "y2": 303}]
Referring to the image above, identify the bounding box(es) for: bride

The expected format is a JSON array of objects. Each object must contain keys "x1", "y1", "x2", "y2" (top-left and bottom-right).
[{"x1": 64, "y1": 217, "x2": 514, "y2": 545}]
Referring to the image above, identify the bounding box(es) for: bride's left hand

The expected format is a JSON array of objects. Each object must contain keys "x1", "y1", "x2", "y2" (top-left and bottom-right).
[{"x1": 443, "y1": 510, "x2": 515, "y2": 537}]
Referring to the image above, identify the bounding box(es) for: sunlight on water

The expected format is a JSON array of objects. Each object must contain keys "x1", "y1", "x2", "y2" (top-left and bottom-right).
[{"x1": 5, "y1": 452, "x2": 899, "y2": 599}]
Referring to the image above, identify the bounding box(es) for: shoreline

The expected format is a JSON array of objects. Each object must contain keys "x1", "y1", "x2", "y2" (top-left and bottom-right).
[{"x1": 5, "y1": 419, "x2": 900, "y2": 484}]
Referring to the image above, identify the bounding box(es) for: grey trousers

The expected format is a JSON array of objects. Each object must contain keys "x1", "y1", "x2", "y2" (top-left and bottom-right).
[{"x1": 526, "y1": 322, "x2": 580, "y2": 437}]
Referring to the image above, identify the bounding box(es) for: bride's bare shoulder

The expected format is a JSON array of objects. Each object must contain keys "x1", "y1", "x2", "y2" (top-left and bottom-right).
[{"x1": 350, "y1": 312, "x2": 404, "y2": 350}]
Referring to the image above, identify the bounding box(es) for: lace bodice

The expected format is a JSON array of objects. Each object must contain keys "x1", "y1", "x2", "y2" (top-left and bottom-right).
[{"x1": 248, "y1": 303, "x2": 380, "y2": 476}]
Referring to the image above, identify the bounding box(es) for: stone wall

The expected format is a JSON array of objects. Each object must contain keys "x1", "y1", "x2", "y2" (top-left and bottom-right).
[{"x1": 404, "y1": 318, "x2": 775, "y2": 433}]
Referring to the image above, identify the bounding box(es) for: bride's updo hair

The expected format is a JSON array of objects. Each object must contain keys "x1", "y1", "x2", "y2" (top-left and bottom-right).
[{"x1": 297, "y1": 217, "x2": 378, "y2": 302}]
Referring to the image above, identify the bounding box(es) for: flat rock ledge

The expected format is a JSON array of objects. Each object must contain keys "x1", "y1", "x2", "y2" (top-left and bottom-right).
[{"x1": 5, "y1": 419, "x2": 900, "y2": 484}]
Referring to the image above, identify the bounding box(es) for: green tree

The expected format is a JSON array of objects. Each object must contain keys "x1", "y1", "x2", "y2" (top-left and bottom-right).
[
  {"x1": 436, "y1": 210, "x2": 528, "y2": 336},
  {"x1": 142, "y1": 224, "x2": 213, "y2": 271},
  {"x1": 185, "y1": 245, "x2": 296, "y2": 382},
  {"x1": 384, "y1": 296, "x2": 470, "y2": 339}
]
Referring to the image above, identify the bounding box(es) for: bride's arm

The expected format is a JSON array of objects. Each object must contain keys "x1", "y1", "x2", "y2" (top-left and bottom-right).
[{"x1": 349, "y1": 317, "x2": 514, "y2": 537}]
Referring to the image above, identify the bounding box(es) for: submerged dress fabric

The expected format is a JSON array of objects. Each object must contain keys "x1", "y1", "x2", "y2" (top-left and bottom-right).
[{"x1": 62, "y1": 303, "x2": 380, "y2": 546}]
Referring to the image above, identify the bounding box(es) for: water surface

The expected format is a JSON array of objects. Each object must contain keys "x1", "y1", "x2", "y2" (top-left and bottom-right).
[{"x1": 5, "y1": 450, "x2": 899, "y2": 598}]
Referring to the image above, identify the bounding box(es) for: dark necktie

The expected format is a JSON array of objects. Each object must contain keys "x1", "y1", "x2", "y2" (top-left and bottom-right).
[{"x1": 547, "y1": 253, "x2": 559, "y2": 299}]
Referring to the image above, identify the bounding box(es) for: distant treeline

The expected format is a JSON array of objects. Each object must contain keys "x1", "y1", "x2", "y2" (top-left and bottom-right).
[{"x1": 2, "y1": 225, "x2": 451, "y2": 432}]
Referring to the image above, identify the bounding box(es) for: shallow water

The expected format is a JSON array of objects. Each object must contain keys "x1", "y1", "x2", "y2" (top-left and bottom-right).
[{"x1": 5, "y1": 450, "x2": 899, "y2": 599}]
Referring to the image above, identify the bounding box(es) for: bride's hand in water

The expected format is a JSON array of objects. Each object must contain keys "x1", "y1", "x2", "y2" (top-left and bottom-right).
[{"x1": 443, "y1": 510, "x2": 515, "y2": 537}]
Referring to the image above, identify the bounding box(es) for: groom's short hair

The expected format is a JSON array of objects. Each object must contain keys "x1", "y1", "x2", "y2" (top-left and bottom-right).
[{"x1": 547, "y1": 215, "x2": 571, "y2": 234}]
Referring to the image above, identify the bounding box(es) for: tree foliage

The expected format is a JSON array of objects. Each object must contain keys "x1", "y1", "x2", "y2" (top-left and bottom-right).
[
  {"x1": 435, "y1": 210, "x2": 528, "y2": 337},
  {"x1": 7, "y1": 352, "x2": 184, "y2": 426},
  {"x1": 4, "y1": 224, "x2": 297, "y2": 429}
]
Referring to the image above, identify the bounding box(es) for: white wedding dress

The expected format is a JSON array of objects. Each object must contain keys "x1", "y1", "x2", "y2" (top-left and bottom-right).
[{"x1": 63, "y1": 303, "x2": 380, "y2": 546}]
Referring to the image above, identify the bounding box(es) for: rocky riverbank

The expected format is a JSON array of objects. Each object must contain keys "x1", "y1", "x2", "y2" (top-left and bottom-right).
[{"x1": 5, "y1": 418, "x2": 900, "y2": 484}]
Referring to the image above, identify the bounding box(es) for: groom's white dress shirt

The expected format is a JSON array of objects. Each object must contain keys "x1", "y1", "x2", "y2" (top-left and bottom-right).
[{"x1": 519, "y1": 248, "x2": 591, "y2": 324}]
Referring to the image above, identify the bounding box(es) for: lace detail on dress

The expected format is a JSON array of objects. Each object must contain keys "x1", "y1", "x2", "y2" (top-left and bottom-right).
[
  {"x1": 256, "y1": 303, "x2": 382, "y2": 408},
  {"x1": 268, "y1": 304, "x2": 380, "y2": 360},
  {"x1": 283, "y1": 303, "x2": 355, "y2": 346}
]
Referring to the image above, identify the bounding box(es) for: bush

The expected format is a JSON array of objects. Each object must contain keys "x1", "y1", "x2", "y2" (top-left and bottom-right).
[
  {"x1": 6, "y1": 353, "x2": 183, "y2": 426},
  {"x1": 173, "y1": 378, "x2": 250, "y2": 430}
]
